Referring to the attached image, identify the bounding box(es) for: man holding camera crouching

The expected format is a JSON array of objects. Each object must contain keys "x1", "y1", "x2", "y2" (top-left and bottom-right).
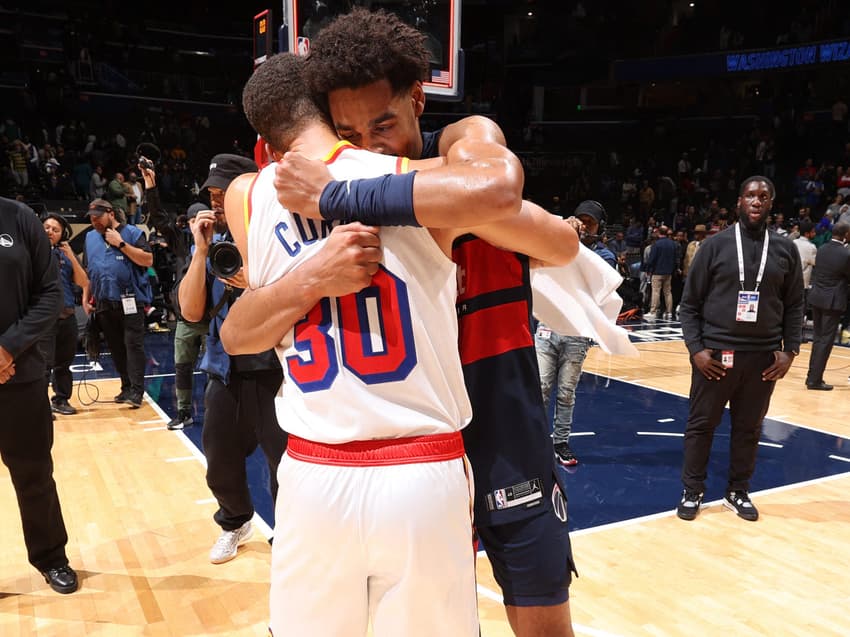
[
  {"x1": 84, "y1": 198, "x2": 153, "y2": 408},
  {"x1": 177, "y1": 154, "x2": 286, "y2": 564}
]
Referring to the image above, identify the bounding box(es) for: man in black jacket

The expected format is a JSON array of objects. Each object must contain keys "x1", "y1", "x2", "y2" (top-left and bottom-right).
[
  {"x1": 0, "y1": 196, "x2": 78, "y2": 593},
  {"x1": 805, "y1": 222, "x2": 850, "y2": 390},
  {"x1": 677, "y1": 176, "x2": 804, "y2": 522}
]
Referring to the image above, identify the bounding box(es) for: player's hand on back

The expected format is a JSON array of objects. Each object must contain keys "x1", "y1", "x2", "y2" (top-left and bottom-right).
[
  {"x1": 314, "y1": 223, "x2": 382, "y2": 297},
  {"x1": 274, "y1": 152, "x2": 333, "y2": 219}
]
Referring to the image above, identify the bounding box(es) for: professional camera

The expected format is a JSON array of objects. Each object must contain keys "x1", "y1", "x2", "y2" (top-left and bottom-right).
[{"x1": 208, "y1": 240, "x2": 242, "y2": 279}]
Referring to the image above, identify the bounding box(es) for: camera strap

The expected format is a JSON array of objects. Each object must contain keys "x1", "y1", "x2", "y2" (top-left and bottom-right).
[{"x1": 208, "y1": 284, "x2": 233, "y2": 322}]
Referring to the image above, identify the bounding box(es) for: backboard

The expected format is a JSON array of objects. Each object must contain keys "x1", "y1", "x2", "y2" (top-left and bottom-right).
[{"x1": 283, "y1": 0, "x2": 463, "y2": 101}]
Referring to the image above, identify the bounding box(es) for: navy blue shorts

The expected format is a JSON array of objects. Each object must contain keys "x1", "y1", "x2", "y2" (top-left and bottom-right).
[{"x1": 477, "y1": 506, "x2": 577, "y2": 607}]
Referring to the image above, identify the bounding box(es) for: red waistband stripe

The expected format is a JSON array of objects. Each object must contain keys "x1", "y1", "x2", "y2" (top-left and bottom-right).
[{"x1": 286, "y1": 432, "x2": 465, "y2": 467}]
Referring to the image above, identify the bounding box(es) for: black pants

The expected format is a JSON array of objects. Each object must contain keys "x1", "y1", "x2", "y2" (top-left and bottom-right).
[
  {"x1": 806, "y1": 307, "x2": 842, "y2": 385},
  {"x1": 0, "y1": 378, "x2": 69, "y2": 571},
  {"x1": 40, "y1": 314, "x2": 78, "y2": 402},
  {"x1": 96, "y1": 304, "x2": 146, "y2": 395},
  {"x1": 203, "y1": 369, "x2": 286, "y2": 531},
  {"x1": 682, "y1": 350, "x2": 776, "y2": 493}
]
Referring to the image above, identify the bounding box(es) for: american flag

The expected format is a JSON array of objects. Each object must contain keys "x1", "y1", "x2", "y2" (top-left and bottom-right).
[{"x1": 430, "y1": 69, "x2": 450, "y2": 84}]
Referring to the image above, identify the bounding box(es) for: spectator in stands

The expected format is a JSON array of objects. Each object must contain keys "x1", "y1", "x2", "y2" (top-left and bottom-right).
[
  {"x1": 607, "y1": 230, "x2": 627, "y2": 257},
  {"x1": 625, "y1": 216, "x2": 644, "y2": 252},
  {"x1": 106, "y1": 172, "x2": 129, "y2": 222},
  {"x1": 794, "y1": 220, "x2": 818, "y2": 316},
  {"x1": 682, "y1": 224, "x2": 706, "y2": 280},
  {"x1": 639, "y1": 179, "x2": 655, "y2": 218},
  {"x1": 89, "y1": 164, "x2": 106, "y2": 199},
  {"x1": 126, "y1": 171, "x2": 143, "y2": 225}
]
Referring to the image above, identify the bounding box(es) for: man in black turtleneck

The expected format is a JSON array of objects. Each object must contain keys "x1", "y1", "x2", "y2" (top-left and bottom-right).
[{"x1": 675, "y1": 176, "x2": 804, "y2": 522}]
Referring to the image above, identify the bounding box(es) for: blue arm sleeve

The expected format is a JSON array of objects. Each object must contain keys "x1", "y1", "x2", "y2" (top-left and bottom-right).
[{"x1": 319, "y1": 171, "x2": 420, "y2": 227}]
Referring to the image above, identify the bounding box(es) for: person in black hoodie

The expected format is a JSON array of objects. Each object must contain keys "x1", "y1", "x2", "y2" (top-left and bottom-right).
[
  {"x1": 676, "y1": 176, "x2": 803, "y2": 522},
  {"x1": 0, "y1": 196, "x2": 78, "y2": 594}
]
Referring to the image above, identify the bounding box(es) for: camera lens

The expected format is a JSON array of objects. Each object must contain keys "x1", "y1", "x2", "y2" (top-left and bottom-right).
[{"x1": 208, "y1": 241, "x2": 242, "y2": 279}]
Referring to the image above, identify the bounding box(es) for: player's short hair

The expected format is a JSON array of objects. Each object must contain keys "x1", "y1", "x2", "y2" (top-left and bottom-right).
[
  {"x1": 242, "y1": 53, "x2": 330, "y2": 153},
  {"x1": 305, "y1": 7, "x2": 430, "y2": 107}
]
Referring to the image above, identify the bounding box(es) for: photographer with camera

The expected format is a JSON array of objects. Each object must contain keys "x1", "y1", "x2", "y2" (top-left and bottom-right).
[
  {"x1": 177, "y1": 154, "x2": 286, "y2": 564},
  {"x1": 83, "y1": 198, "x2": 153, "y2": 409}
]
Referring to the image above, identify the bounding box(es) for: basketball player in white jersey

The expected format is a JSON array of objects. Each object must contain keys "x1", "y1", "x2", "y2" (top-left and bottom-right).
[{"x1": 225, "y1": 53, "x2": 578, "y2": 637}]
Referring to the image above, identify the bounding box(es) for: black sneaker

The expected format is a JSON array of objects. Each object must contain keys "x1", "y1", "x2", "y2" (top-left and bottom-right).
[
  {"x1": 125, "y1": 392, "x2": 143, "y2": 409},
  {"x1": 114, "y1": 390, "x2": 130, "y2": 403},
  {"x1": 554, "y1": 443, "x2": 578, "y2": 466},
  {"x1": 167, "y1": 410, "x2": 193, "y2": 430},
  {"x1": 724, "y1": 490, "x2": 759, "y2": 521},
  {"x1": 676, "y1": 489, "x2": 704, "y2": 520},
  {"x1": 51, "y1": 400, "x2": 77, "y2": 416}
]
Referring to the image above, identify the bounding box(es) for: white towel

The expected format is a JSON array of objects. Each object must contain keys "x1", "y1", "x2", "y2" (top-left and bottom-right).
[{"x1": 531, "y1": 244, "x2": 640, "y2": 357}]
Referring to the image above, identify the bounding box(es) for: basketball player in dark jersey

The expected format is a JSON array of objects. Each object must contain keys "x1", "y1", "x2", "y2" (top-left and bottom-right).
[{"x1": 266, "y1": 9, "x2": 580, "y2": 636}]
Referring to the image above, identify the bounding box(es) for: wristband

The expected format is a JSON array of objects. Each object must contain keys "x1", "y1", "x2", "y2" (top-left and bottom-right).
[{"x1": 319, "y1": 171, "x2": 420, "y2": 227}]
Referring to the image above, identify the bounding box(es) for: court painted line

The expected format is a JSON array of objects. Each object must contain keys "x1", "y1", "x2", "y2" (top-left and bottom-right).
[
  {"x1": 571, "y1": 470, "x2": 850, "y2": 538},
  {"x1": 636, "y1": 431, "x2": 684, "y2": 437},
  {"x1": 145, "y1": 397, "x2": 275, "y2": 541},
  {"x1": 657, "y1": 417, "x2": 675, "y2": 422},
  {"x1": 139, "y1": 419, "x2": 165, "y2": 425},
  {"x1": 166, "y1": 456, "x2": 197, "y2": 463},
  {"x1": 758, "y1": 441, "x2": 784, "y2": 448},
  {"x1": 585, "y1": 371, "x2": 850, "y2": 441},
  {"x1": 475, "y1": 581, "x2": 623, "y2": 637},
  {"x1": 569, "y1": 431, "x2": 596, "y2": 437},
  {"x1": 829, "y1": 454, "x2": 850, "y2": 463}
]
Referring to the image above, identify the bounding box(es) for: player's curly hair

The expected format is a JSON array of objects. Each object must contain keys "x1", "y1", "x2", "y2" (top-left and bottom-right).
[
  {"x1": 305, "y1": 7, "x2": 430, "y2": 106},
  {"x1": 242, "y1": 53, "x2": 330, "y2": 152}
]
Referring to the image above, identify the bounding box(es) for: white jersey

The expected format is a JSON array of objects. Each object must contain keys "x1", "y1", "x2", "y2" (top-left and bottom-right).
[{"x1": 245, "y1": 142, "x2": 471, "y2": 444}]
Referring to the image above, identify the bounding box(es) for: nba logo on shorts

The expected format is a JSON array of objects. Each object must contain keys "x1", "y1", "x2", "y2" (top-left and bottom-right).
[{"x1": 494, "y1": 489, "x2": 506, "y2": 509}]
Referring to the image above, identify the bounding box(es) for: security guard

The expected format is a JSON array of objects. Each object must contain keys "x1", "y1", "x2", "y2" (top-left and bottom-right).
[{"x1": 83, "y1": 198, "x2": 153, "y2": 408}]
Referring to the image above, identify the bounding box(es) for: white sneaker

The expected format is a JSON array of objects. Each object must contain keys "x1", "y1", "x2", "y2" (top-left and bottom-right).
[
  {"x1": 663, "y1": 313, "x2": 672, "y2": 320},
  {"x1": 209, "y1": 521, "x2": 253, "y2": 564}
]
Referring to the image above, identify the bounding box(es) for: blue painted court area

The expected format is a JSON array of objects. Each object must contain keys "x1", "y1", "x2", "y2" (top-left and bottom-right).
[
  {"x1": 561, "y1": 371, "x2": 850, "y2": 530},
  {"x1": 72, "y1": 331, "x2": 850, "y2": 535}
]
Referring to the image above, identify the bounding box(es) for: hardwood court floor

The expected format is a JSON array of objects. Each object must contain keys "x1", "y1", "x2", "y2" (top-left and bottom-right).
[{"x1": 1, "y1": 340, "x2": 849, "y2": 636}]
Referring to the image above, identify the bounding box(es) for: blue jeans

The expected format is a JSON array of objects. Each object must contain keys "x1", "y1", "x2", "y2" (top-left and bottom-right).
[{"x1": 535, "y1": 327, "x2": 590, "y2": 445}]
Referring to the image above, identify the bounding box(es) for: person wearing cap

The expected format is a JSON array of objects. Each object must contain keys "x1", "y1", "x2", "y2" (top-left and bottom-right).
[
  {"x1": 177, "y1": 154, "x2": 286, "y2": 564},
  {"x1": 83, "y1": 197, "x2": 153, "y2": 408},
  {"x1": 682, "y1": 223, "x2": 707, "y2": 278},
  {"x1": 0, "y1": 196, "x2": 79, "y2": 594},
  {"x1": 536, "y1": 200, "x2": 616, "y2": 467},
  {"x1": 39, "y1": 213, "x2": 89, "y2": 416}
]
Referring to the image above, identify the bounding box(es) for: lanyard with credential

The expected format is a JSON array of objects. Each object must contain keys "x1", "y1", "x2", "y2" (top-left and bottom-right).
[{"x1": 734, "y1": 222, "x2": 769, "y2": 292}]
